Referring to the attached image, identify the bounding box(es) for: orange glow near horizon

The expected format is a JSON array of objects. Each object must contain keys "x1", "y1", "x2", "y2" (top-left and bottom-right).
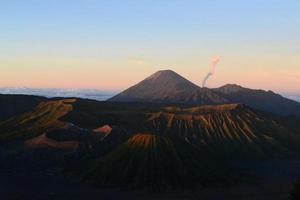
[{"x1": 0, "y1": 54, "x2": 299, "y2": 93}]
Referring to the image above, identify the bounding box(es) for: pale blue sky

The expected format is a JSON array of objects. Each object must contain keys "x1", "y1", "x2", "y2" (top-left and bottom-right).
[{"x1": 0, "y1": 0, "x2": 299, "y2": 92}]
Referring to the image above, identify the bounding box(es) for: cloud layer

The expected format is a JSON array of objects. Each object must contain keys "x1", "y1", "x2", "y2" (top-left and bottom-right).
[{"x1": 0, "y1": 87, "x2": 115, "y2": 101}]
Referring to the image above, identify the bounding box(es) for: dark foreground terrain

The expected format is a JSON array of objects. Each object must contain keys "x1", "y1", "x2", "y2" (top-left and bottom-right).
[
  {"x1": 1, "y1": 91, "x2": 300, "y2": 199},
  {"x1": 1, "y1": 151, "x2": 300, "y2": 200}
]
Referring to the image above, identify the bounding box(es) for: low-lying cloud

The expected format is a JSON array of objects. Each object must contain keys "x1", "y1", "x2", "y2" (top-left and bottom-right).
[{"x1": 0, "y1": 87, "x2": 116, "y2": 101}]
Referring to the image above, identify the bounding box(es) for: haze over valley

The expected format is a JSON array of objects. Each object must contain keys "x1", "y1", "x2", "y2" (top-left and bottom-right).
[{"x1": 0, "y1": 87, "x2": 115, "y2": 101}]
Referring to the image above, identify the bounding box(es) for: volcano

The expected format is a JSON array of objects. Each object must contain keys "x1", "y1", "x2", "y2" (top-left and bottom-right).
[
  {"x1": 108, "y1": 70, "x2": 227, "y2": 105},
  {"x1": 109, "y1": 70, "x2": 300, "y2": 116}
]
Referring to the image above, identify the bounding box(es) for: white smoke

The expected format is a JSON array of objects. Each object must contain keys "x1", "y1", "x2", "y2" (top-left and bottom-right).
[{"x1": 202, "y1": 56, "x2": 221, "y2": 87}]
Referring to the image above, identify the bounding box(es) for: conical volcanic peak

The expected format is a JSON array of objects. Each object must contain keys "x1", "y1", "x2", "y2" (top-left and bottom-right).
[
  {"x1": 108, "y1": 70, "x2": 300, "y2": 115},
  {"x1": 108, "y1": 70, "x2": 226, "y2": 105},
  {"x1": 144, "y1": 70, "x2": 196, "y2": 85}
]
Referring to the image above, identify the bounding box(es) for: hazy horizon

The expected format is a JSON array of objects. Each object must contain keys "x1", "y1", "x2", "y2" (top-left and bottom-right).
[{"x1": 1, "y1": 85, "x2": 300, "y2": 103}]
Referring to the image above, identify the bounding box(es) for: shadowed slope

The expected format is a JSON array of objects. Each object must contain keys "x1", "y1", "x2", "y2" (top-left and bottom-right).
[
  {"x1": 1, "y1": 98, "x2": 299, "y2": 159},
  {"x1": 147, "y1": 104, "x2": 300, "y2": 159},
  {"x1": 24, "y1": 133, "x2": 79, "y2": 151},
  {"x1": 214, "y1": 84, "x2": 300, "y2": 116},
  {"x1": 84, "y1": 133, "x2": 226, "y2": 191},
  {"x1": 59, "y1": 100, "x2": 300, "y2": 159},
  {"x1": 0, "y1": 94, "x2": 47, "y2": 121}
]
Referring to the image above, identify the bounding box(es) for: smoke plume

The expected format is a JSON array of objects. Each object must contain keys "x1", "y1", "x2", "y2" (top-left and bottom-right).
[{"x1": 202, "y1": 56, "x2": 220, "y2": 87}]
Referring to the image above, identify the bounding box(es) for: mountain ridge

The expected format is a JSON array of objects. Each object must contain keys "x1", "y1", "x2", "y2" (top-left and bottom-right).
[
  {"x1": 109, "y1": 70, "x2": 300, "y2": 116},
  {"x1": 2, "y1": 97, "x2": 299, "y2": 160},
  {"x1": 213, "y1": 84, "x2": 300, "y2": 116},
  {"x1": 1, "y1": 95, "x2": 300, "y2": 191}
]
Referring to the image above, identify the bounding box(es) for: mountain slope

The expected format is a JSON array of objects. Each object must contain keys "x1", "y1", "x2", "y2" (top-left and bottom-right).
[
  {"x1": 213, "y1": 84, "x2": 300, "y2": 116},
  {"x1": 62, "y1": 100, "x2": 300, "y2": 159},
  {"x1": 1, "y1": 96, "x2": 300, "y2": 191},
  {"x1": 0, "y1": 99, "x2": 75, "y2": 141},
  {"x1": 147, "y1": 104, "x2": 300, "y2": 159},
  {"x1": 1, "y1": 97, "x2": 299, "y2": 159},
  {"x1": 80, "y1": 104, "x2": 300, "y2": 189},
  {"x1": 109, "y1": 70, "x2": 300, "y2": 116},
  {"x1": 83, "y1": 133, "x2": 230, "y2": 191},
  {"x1": 0, "y1": 94, "x2": 47, "y2": 121},
  {"x1": 109, "y1": 70, "x2": 227, "y2": 105}
]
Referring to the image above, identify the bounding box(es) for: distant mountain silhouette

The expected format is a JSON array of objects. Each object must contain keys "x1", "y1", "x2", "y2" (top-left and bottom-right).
[
  {"x1": 109, "y1": 70, "x2": 300, "y2": 116},
  {"x1": 213, "y1": 84, "x2": 300, "y2": 116},
  {"x1": 108, "y1": 70, "x2": 227, "y2": 105}
]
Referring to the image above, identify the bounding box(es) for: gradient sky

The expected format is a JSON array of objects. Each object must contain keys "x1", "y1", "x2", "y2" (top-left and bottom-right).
[{"x1": 0, "y1": 0, "x2": 299, "y2": 93}]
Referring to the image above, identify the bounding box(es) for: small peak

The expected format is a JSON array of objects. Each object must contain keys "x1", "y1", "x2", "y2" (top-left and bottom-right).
[
  {"x1": 267, "y1": 90, "x2": 275, "y2": 94},
  {"x1": 153, "y1": 70, "x2": 177, "y2": 76},
  {"x1": 222, "y1": 84, "x2": 243, "y2": 88},
  {"x1": 216, "y1": 84, "x2": 245, "y2": 93},
  {"x1": 156, "y1": 69, "x2": 175, "y2": 73},
  {"x1": 145, "y1": 69, "x2": 180, "y2": 80}
]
